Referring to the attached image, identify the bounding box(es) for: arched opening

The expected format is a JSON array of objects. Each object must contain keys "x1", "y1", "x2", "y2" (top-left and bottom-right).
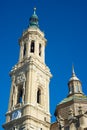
[
  {"x1": 39, "y1": 44, "x2": 42, "y2": 56},
  {"x1": 75, "y1": 86, "x2": 79, "y2": 93},
  {"x1": 11, "y1": 99, "x2": 13, "y2": 107},
  {"x1": 23, "y1": 44, "x2": 26, "y2": 56},
  {"x1": 30, "y1": 41, "x2": 35, "y2": 53},
  {"x1": 37, "y1": 88, "x2": 41, "y2": 104},
  {"x1": 17, "y1": 86, "x2": 23, "y2": 104}
]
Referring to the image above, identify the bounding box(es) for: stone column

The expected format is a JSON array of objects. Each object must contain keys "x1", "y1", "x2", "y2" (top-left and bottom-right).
[
  {"x1": 35, "y1": 40, "x2": 38, "y2": 57},
  {"x1": 57, "y1": 115, "x2": 64, "y2": 130},
  {"x1": 42, "y1": 44, "x2": 45, "y2": 63},
  {"x1": 46, "y1": 77, "x2": 50, "y2": 112},
  {"x1": 26, "y1": 39, "x2": 30, "y2": 58},
  {"x1": 19, "y1": 41, "x2": 24, "y2": 62},
  {"x1": 70, "y1": 123, "x2": 76, "y2": 130},
  {"x1": 25, "y1": 64, "x2": 33, "y2": 104},
  {"x1": 8, "y1": 76, "x2": 15, "y2": 110},
  {"x1": 22, "y1": 82, "x2": 25, "y2": 104}
]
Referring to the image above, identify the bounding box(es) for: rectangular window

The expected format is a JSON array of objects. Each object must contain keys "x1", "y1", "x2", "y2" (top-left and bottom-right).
[
  {"x1": 30, "y1": 41, "x2": 35, "y2": 53},
  {"x1": 23, "y1": 44, "x2": 26, "y2": 56},
  {"x1": 17, "y1": 85, "x2": 23, "y2": 104},
  {"x1": 37, "y1": 88, "x2": 41, "y2": 104}
]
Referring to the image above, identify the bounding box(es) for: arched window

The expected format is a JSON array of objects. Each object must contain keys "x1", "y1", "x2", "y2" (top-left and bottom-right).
[
  {"x1": 39, "y1": 44, "x2": 42, "y2": 56},
  {"x1": 23, "y1": 44, "x2": 26, "y2": 56},
  {"x1": 76, "y1": 86, "x2": 79, "y2": 93},
  {"x1": 37, "y1": 88, "x2": 41, "y2": 104},
  {"x1": 30, "y1": 41, "x2": 35, "y2": 53},
  {"x1": 69, "y1": 86, "x2": 73, "y2": 94},
  {"x1": 17, "y1": 86, "x2": 23, "y2": 104}
]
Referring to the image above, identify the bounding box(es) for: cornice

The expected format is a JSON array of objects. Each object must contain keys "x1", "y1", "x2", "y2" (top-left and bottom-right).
[{"x1": 10, "y1": 56, "x2": 52, "y2": 78}]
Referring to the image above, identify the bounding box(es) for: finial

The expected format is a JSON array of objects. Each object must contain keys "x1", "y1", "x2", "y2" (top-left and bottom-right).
[
  {"x1": 72, "y1": 64, "x2": 75, "y2": 77},
  {"x1": 34, "y1": 7, "x2": 36, "y2": 15},
  {"x1": 72, "y1": 64, "x2": 75, "y2": 73},
  {"x1": 29, "y1": 7, "x2": 39, "y2": 27}
]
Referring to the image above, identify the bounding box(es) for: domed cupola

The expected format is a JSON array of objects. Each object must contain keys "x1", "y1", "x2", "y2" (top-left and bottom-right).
[
  {"x1": 29, "y1": 8, "x2": 39, "y2": 27},
  {"x1": 69, "y1": 66, "x2": 80, "y2": 82},
  {"x1": 68, "y1": 66, "x2": 83, "y2": 96}
]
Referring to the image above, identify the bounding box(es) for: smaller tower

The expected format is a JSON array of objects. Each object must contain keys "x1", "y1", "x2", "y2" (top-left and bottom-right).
[
  {"x1": 68, "y1": 66, "x2": 83, "y2": 96},
  {"x1": 53, "y1": 66, "x2": 87, "y2": 130}
]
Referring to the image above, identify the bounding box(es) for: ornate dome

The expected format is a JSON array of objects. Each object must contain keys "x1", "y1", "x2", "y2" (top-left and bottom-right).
[{"x1": 29, "y1": 8, "x2": 39, "y2": 27}]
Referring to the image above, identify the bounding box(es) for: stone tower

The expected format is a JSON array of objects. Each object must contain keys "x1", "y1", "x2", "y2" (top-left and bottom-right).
[
  {"x1": 3, "y1": 8, "x2": 52, "y2": 130},
  {"x1": 51, "y1": 66, "x2": 87, "y2": 130}
]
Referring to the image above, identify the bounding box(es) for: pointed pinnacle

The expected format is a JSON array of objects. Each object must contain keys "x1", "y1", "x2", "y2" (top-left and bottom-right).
[
  {"x1": 34, "y1": 7, "x2": 36, "y2": 14},
  {"x1": 72, "y1": 64, "x2": 75, "y2": 77}
]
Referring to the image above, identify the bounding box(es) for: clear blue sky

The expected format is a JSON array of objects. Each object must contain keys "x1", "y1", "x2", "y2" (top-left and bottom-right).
[{"x1": 0, "y1": 0, "x2": 87, "y2": 129}]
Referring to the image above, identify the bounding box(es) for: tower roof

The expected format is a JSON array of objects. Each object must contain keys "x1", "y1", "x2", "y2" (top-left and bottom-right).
[{"x1": 29, "y1": 8, "x2": 39, "y2": 28}]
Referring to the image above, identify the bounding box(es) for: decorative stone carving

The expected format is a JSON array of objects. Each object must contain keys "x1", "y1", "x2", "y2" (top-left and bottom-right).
[
  {"x1": 24, "y1": 38, "x2": 29, "y2": 43},
  {"x1": 16, "y1": 72, "x2": 26, "y2": 85},
  {"x1": 22, "y1": 85, "x2": 25, "y2": 104},
  {"x1": 37, "y1": 72, "x2": 45, "y2": 85},
  {"x1": 56, "y1": 115, "x2": 64, "y2": 129},
  {"x1": 78, "y1": 106, "x2": 84, "y2": 115},
  {"x1": 12, "y1": 85, "x2": 17, "y2": 107}
]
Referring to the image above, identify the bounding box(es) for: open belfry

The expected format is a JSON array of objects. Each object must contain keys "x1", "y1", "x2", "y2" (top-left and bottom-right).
[{"x1": 2, "y1": 8, "x2": 87, "y2": 130}]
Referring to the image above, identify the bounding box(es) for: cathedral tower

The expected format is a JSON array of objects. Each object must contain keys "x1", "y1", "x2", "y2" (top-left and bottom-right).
[{"x1": 3, "y1": 8, "x2": 52, "y2": 130}]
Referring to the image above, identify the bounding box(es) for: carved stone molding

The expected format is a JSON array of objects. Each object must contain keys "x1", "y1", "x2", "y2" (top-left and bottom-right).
[
  {"x1": 16, "y1": 72, "x2": 26, "y2": 85},
  {"x1": 36, "y1": 72, "x2": 45, "y2": 85}
]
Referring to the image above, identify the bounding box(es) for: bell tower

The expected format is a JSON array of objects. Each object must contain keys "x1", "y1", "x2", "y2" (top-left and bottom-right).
[
  {"x1": 68, "y1": 65, "x2": 83, "y2": 96},
  {"x1": 3, "y1": 8, "x2": 52, "y2": 130}
]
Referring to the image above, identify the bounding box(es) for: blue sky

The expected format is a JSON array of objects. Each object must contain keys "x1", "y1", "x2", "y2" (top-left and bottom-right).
[{"x1": 0, "y1": 0, "x2": 87, "y2": 129}]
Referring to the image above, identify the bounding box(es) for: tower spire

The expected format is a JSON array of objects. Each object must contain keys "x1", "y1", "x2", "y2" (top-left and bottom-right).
[
  {"x1": 72, "y1": 64, "x2": 75, "y2": 77},
  {"x1": 34, "y1": 7, "x2": 36, "y2": 15}
]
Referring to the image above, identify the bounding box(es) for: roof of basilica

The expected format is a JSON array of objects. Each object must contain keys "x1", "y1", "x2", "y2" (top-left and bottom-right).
[{"x1": 58, "y1": 95, "x2": 87, "y2": 105}]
